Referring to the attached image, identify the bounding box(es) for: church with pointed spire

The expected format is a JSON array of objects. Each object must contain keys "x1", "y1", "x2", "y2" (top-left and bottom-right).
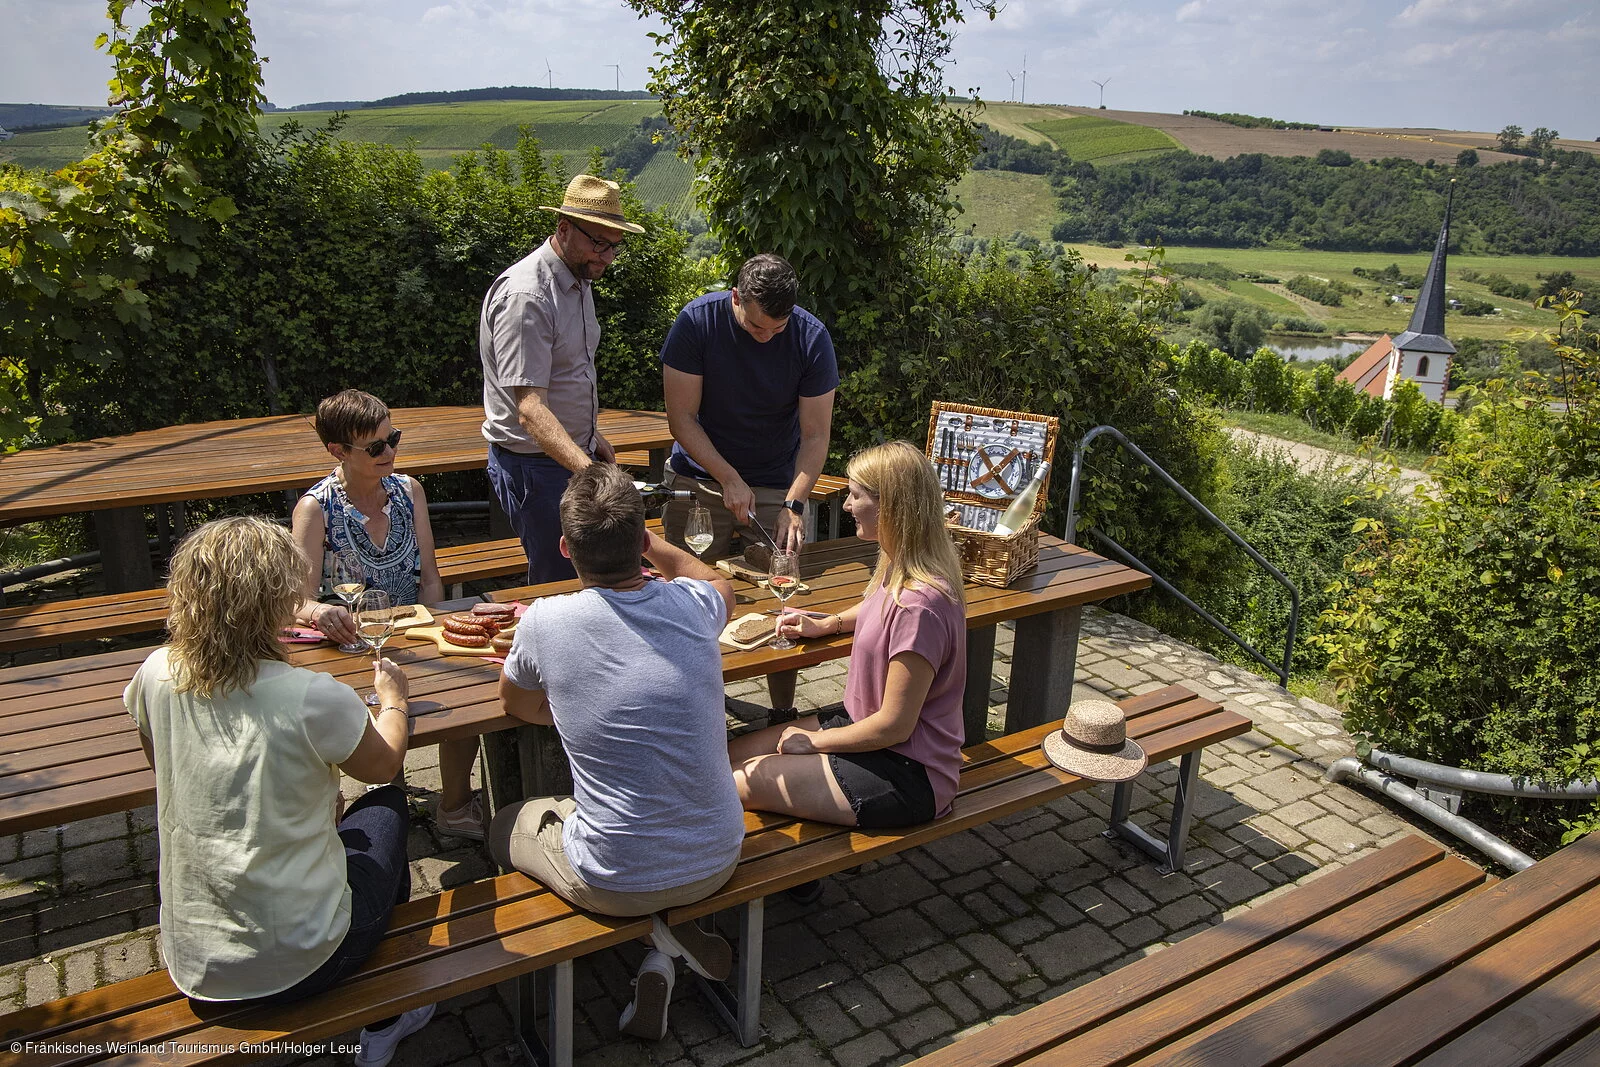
[{"x1": 1337, "y1": 183, "x2": 1456, "y2": 405}]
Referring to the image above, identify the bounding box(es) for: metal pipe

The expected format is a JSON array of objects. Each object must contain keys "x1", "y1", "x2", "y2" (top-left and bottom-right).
[
  {"x1": 1367, "y1": 748, "x2": 1600, "y2": 799},
  {"x1": 1326, "y1": 758, "x2": 1535, "y2": 871}
]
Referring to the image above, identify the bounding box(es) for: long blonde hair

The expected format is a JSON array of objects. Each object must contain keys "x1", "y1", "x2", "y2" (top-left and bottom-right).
[
  {"x1": 166, "y1": 517, "x2": 307, "y2": 698},
  {"x1": 847, "y1": 440, "x2": 965, "y2": 609}
]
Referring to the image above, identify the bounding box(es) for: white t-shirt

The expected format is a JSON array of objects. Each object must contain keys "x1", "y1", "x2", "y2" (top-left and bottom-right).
[
  {"x1": 503, "y1": 578, "x2": 745, "y2": 892},
  {"x1": 124, "y1": 647, "x2": 369, "y2": 1001}
]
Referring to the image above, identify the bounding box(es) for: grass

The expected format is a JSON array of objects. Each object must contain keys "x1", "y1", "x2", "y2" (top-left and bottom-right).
[
  {"x1": 972, "y1": 102, "x2": 1075, "y2": 146},
  {"x1": 1065, "y1": 243, "x2": 1600, "y2": 341},
  {"x1": 953, "y1": 170, "x2": 1059, "y2": 240},
  {"x1": 1025, "y1": 115, "x2": 1181, "y2": 162},
  {"x1": 1221, "y1": 408, "x2": 1436, "y2": 470},
  {"x1": 630, "y1": 151, "x2": 696, "y2": 216},
  {"x1": 0, "y1": 99, "x2": 661, "y2": 173}
]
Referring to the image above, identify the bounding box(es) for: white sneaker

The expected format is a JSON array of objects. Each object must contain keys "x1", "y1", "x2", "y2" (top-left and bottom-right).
[
  {"x1": 354, "y1": 1003, "x2": 436, "y2": 1067},
  {"x1": 617, "y1": 949, "x2": 675, "y2": 1041},
  {"x1": 650, "y1": 914, "x2": 732, "y2": 981}
]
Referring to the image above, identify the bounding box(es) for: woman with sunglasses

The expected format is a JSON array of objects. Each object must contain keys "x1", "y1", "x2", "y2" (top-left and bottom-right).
[{"x1": 292, "y1": 389, "x2": 485, "y2": 841}]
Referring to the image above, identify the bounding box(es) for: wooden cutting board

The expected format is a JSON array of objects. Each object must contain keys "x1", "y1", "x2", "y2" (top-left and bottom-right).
[{"x1": 399, "y1": 619, "x2": 513, "y2": 657}]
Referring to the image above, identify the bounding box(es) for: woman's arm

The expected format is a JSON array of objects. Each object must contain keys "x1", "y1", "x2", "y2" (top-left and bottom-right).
[
  {"x1": 289, "y1": 496, "x2": 357, "y2": 642},
  {"x1": 779, "y1": 651, "x2": 934, "y2": 754},
  {"x1": 339, "y1": 659, "x2": 411, "y2": 783},
  {"x1": 775, "y1": 601, "x2": 861, "y2": 641},
  {"x1": 407, "y1": 476, "x2": 444, "y2": 605}
]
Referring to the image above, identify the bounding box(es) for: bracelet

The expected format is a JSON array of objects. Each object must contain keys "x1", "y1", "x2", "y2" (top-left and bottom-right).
[
  {"x1": 829, "y1": 614, "x2": 843, "y2": 635},
  {"x1": 378, "y1": 705, "x2": 408, "y2": 717}
]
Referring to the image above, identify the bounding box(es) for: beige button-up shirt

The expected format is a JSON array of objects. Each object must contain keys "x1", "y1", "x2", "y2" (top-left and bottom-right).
[{"x1": 479, "y1": 240, "x2": 599, "y2": 455}]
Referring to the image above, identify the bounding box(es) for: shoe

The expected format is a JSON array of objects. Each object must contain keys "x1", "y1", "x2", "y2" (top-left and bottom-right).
[
  {"x1": 435, "y1": 793, "x2": 485, "y2": 841},
  {"x1": 769, "y1": 706, "x2": 798, "y2": 726},
  {"x1": 786, "y1": 879, "x2": 825, "y2": 906},
  {"x1": 650, "y1": 914, "x2": 732, "y2": 981},
  {"x1": 355, "y1": 1003, "x2": 435, "y2": 1067},
  {"x1": 618, "y1": 949, "x2": 674, "y2": 1041}
]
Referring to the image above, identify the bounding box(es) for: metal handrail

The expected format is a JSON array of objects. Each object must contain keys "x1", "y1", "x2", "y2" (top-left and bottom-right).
[{"x1": 1064, "y1": 425, "x2": 1301, "y2": 686}]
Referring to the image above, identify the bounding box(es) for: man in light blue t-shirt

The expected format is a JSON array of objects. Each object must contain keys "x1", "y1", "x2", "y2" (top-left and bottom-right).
[{"x1": 490, "y1": 462, "x2": 743, "y2": 1042}]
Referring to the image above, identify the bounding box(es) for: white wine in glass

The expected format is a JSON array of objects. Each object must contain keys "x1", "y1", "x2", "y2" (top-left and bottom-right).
[
  {"x1": 769, "y1": 550, "x2": 800, "y2": 650},
  {"x1": 330, "y1": 551, "x2": 367, "y2": 653},
  {"x1": 685, "y1": 504, "x2": 714, "y2": 557},
  {"x1": 354, "y1": 590, "x2": 395, "y2": 707}
]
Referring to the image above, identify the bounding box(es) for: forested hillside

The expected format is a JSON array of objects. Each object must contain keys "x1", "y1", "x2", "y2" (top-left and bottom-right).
[{"x1": 1051, "y1": 150, "x2": 1600, "y2": 254}]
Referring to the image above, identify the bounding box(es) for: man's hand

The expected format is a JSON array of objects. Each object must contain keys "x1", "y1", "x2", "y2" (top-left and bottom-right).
[
  {"x1": 721, "y1": 477, "x2": 756, "y2": 525},
  {"x1": 775, "y1": 507, "x2": 805, "y2": 554},
  {"x1": 777, "y1": 726, "x2": 819, "y2": 755},
  {"x1": 593, "y1": 434, "x2": 616, "y2": 464}
]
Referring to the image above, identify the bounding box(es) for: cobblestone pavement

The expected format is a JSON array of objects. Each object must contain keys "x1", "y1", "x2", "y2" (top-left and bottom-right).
[{"x1": 0, "y1": 606, "x2": 1445, "y2": 1067}]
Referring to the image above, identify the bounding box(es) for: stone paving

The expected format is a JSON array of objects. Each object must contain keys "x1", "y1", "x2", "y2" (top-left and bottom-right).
[{"x1": 0, "y1": 606, "x2": 1445, "y2": 1066}]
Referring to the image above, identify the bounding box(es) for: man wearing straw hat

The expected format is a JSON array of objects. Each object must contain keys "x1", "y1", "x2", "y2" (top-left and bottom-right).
[{"x1": 479, "y1": 174, "x2": 646, "y2": 584}]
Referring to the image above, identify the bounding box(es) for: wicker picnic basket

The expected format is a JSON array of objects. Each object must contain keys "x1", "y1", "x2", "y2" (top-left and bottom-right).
[{"x1": 924, "y1": 402, "x2": 1060, "y2": 588}]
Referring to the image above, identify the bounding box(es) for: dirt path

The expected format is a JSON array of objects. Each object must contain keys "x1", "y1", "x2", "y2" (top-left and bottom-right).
[{"x1": 1225, "y1": 427, "x2": 1434, "y2": 494}]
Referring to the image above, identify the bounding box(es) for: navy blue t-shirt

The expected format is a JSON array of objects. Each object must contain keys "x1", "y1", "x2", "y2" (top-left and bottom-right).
[{"x1": 661, "y1": 291, "x2": 839, "y2": 489}]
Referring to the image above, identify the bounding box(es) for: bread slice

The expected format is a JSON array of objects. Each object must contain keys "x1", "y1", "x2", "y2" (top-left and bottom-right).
[{"x1": 731, "y1": 616, "x2": 773, "y2": 643}]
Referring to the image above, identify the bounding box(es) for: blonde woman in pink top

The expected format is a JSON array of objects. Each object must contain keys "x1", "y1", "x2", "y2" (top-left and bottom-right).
[{"x1": 729, "y1": 441, "x2": 967, "y2": 831}]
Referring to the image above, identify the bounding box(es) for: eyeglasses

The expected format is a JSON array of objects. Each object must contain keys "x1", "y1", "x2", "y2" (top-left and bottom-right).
[
  {"x1": 568, "y1": 218, "x2": 626, "y2": 255},
  {"x1": 349, "y1": 429, "x2": 402, "y2": 458}
]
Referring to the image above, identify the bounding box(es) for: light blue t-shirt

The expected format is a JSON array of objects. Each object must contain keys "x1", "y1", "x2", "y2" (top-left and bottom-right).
[{"x1": 503, "y1": 577, "x2": 745, "y2": 892}]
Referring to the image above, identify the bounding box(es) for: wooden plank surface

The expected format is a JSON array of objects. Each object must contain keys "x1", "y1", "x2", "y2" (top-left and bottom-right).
[
  {"x1": 0, "y1": 535, "x2": 1145, "y2": 837},
  {"x1": 0, "y1": 407, "x2": 672, "y2": 523}
]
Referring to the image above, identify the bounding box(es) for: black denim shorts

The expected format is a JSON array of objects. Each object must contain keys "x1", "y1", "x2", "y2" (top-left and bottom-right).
[{"x1": 818, "y1": 708, "x2": 937, "y2": 828}]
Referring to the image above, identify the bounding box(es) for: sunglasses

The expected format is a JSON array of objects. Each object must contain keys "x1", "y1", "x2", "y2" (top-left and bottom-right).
[
  {"x1": 569, "y1": 218, "x2": 626, "y2": 255},
  {"x1": 348, "y1": 429, "x2": 402, "y2": 458}
]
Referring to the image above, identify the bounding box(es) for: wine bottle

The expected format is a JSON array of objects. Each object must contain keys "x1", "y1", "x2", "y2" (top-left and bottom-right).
[
  {"x1": 992, "y1": 461, "x2": 1050, "y2": 537},
  {"x1": 633, "y1": 481, "x2": 694, "y2": 506}
]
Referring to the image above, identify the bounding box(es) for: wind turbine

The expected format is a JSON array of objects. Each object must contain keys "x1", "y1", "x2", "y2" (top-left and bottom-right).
[
  {"x1": 545, "y1": 60, "x2": 554, "y2": 90},
  {"x1": 606, "y1": 64, "x2": 621, "y2": 92},
  {"x1": 1092, "y1": 77, "x2": 1111, "y2": 109},
  {"x1": 1019, "y1": 52, "x2": 1027, "y2": 104},
  {"x1": 1005, "y1": 70, "x2": 1017, "y2": 101}
]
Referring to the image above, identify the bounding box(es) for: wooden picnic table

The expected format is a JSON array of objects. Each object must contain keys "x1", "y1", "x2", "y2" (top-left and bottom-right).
[
  {"x1": 0, "y1": 535, "x2": 1146, "y2": 839},
  {"x1": 0, "y1": 406, "x2": 674, "y2": 591}
]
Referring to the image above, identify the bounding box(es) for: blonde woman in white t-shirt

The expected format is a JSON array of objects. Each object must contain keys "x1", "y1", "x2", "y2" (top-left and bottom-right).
[{"x1": 123, "y1": 517, "x2": 431, "y2": 1067}]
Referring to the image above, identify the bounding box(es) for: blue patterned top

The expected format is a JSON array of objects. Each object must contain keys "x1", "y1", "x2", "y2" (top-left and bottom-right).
[{"x1": 305, "y1": 471, "x2": 421, "y2": 605}]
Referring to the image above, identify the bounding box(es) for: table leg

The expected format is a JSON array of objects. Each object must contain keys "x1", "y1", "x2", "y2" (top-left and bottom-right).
[
  {"x1": 963, "y1": 624, "x2": 997, "y2": 745},
  {"x1": 93, "y1": 507, "x2": 156, "y2": 593},
  {"x1": 480, "y1": 726, "x2": 573, "y2": 833},
  {"x1": 1005, "y1": 606, "x2": 1082, "y2": 733}
]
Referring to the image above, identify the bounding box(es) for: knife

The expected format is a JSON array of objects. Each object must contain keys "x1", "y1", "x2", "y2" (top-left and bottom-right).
[{"x1": 942, "y1": 428, "x2": 955, "y2": 491}]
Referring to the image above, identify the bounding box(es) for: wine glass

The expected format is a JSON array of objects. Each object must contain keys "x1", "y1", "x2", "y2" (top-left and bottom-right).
[
  {"x1": 768, "y1": 550, "x2": 800, "y2": 650},
  {"x1": 354, "y1": 589, "x2": 395, "y2": 707},
  {"x1": 330, "y1": 551, "x2": 367, "y2": 653},
  {"x1": 685, "y1": 504, "x2": 714, "y2": 558}
]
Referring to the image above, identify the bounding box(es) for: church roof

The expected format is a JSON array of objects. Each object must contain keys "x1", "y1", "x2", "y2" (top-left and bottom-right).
[
  {"x1": 1394, "y1": 183, "x2": 1457, "y2": 358},
  {"x1": 1337, "y1": 335, "x2": 1395, "y2": 398}
]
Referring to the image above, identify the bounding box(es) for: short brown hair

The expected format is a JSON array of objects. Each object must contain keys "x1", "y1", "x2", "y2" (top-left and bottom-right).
[
  {"x1": 735, "y1": 253, "x2": 798, "y2": 319},
  {"x1": 559, "y1": 463, "x2": 644, "y2": 581},
  {"x1": 314, "y1": 389, "x2": 389, "y2": 448}
]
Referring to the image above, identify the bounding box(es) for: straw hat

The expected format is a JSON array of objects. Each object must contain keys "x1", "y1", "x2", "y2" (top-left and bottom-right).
[
  {"x1": 1042, "y1": 698, "x2": 1147, "y2": 782},
  {"x1": 541, "y1": 174, "x2": 645, "y2": 234}
]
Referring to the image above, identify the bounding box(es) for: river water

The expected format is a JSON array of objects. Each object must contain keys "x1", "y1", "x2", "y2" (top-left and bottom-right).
[{"x1": 1267, "y1": 336, "x2": 1374, "y2": 363}]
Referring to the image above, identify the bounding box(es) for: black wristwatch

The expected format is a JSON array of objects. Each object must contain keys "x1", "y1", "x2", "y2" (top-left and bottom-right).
[{"x1": 781, "y1": 499, "x2": 805, "y2": 515}]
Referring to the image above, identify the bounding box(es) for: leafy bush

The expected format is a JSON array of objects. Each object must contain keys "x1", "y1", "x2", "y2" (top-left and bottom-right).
[
  {"x1": 1455, "y1": 295, "x2": 1497, "y2": 316},
  {"x1": 1167, "y1": 260, "x2": 1238, "y2": 283},
  {"x1": 1354, "y1": 263, "x2": 1425, "y2": 289},
  {"x1": 1274, "y1": 315, "x2": 1329, "y2": 334},
  {"x1": 1318, "y1": 311, "x2": 1599, "y2": 849},
  {"x1": 1482, "y1": 273, "x2": 1533, "y2": 301},
  {"x1": 1285, "y1": 274, "x2": 1353, "y2": 306}
]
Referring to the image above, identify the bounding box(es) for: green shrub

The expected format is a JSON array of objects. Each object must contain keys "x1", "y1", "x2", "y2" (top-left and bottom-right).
[
  {"x1": 1244, "y1": 347, "x2": 1296, "y2": 413},
  {"x1": 1285, "y1": 274, "x2": 1344, "y2": 307},
  {"x1": 1317, "y1": 358, "x2": 1600, "y2": 849}
]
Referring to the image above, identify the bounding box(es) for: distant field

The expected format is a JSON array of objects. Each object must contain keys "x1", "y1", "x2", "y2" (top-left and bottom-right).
[
  {"x1": 952, "y1": 170, "x2": 1058, "y2": 240},
  {"x1": 1025, "y1": 115, "x2": 1180, "y2": 162},
  {"x1": 1066, "y1": 243, "x2": 1600, "y2": 340},
  {"x1": 1, "y1": 98, "x2": 661, "y2": 174},
  {"x1": 631, "y1": 151, "x2": 695, "y2": 217}
]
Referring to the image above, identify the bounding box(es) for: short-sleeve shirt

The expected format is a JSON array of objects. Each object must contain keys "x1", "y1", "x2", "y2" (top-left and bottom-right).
[
  {"x1": 661, "y1": 291, "x2": 839, "y2": 489},
  {"x1": 502, "y1": 578, "x2": 746, "y2": 892},
  {"x1": 124, "y1": 647, "x2": 369, "y2": 1000},
  {"x1": 479, "y1": 239, "x2": 600, "y2": 455},
  {"x1": 843, "y1": 581, "x2": 967, "y2": 817}
]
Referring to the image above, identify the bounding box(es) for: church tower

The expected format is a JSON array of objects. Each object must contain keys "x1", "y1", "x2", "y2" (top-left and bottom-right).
[{"x1": 1387, "y1": 182, "x2": 1456, "y2": 404}]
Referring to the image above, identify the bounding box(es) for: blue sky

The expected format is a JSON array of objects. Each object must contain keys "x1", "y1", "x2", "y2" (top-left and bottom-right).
[{"x1": 2, "y1": 0, "x2": 1595, "y2": 138}]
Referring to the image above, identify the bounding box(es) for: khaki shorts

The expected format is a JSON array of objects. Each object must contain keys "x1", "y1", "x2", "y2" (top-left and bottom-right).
[
  {"x1": 661, "y1": 470, "x2": 792, "y2": 562},
  {"x1": 488, "y1": 797, "x2": 738, "y2": 917}
]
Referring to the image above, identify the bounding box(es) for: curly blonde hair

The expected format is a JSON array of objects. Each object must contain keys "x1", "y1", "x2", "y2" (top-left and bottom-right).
[
  {"x1": 847, "y1": 440, "x2": 965, "y2": 609},
  {"x1": 166, "y1": 517, "x2": 307, "y2": 698}
]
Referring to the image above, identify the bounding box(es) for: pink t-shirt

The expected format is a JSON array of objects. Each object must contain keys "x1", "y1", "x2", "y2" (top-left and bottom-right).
[{"x1": 843, "y1": 580, "x2": 967, "y2": 817}]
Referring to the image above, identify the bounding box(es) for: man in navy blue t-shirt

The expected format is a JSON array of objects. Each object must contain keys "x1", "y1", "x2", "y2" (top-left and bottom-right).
[{"x1": 660, "y1": 254, "x2": 838, "y2": 559}]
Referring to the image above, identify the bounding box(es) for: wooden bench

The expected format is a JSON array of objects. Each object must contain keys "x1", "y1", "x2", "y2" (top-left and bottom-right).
[
  {"x1": 912, "y1": 829, "x2": 1600, "y2": 1066},
  {"x1": 0, "y1": 685, "x2": 1247, "y2": 1066}
]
